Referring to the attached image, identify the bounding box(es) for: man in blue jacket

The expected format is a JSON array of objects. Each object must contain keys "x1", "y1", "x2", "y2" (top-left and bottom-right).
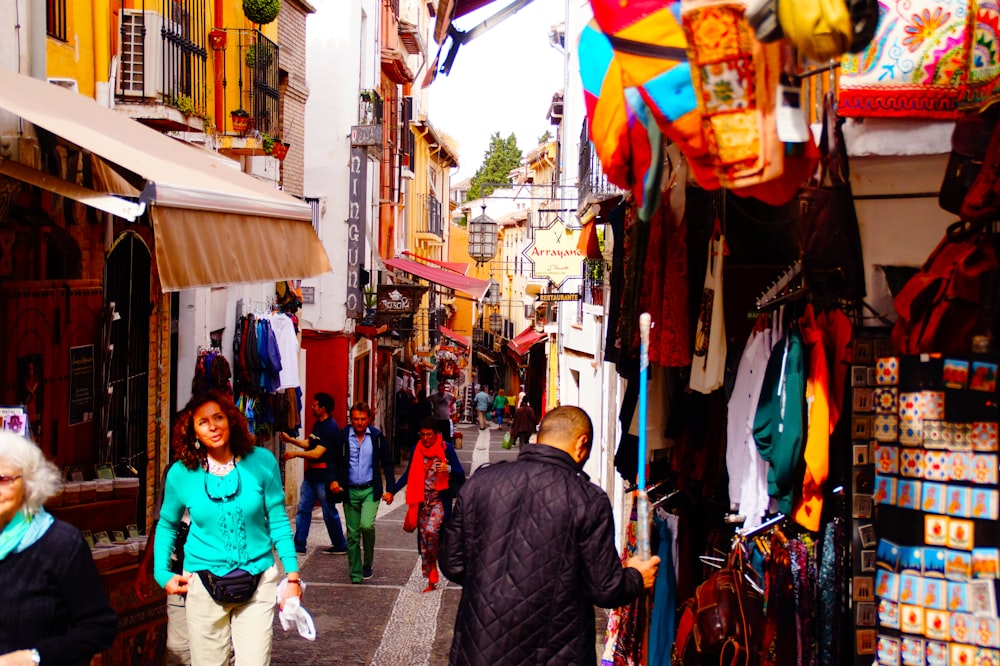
[{"x1": 327, "y1": 402, "x2": 396, "y2": 584}]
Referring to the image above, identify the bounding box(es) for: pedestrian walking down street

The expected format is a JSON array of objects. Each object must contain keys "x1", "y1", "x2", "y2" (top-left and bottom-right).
[
  {"x1": 280, "y1": 392, "x2": 348, "y2": 555},
  {"x1": 327, "y1": 402, "x2": 396, "y2": 584},
  {"x1": 440, "y1": 406, "x2": 660, "y2": 665},
  {"x1": 427, "y1": 383, "x2": 455, "y2": 444},
  {"x1": 388, "y1": 418, "x2": 466, "y2": 592},
  {"x1": 154, "y1": 390, "x2": 302, "y2": 666},
  {"x1": 510, "y1": 399, "x2": 538, "y2": 450},
  {"x1": 0, "y1": 432, "x2": 119, "y2": 666},
  {"x1": 492, "y1": 389, "x2": 507, "y2": 426},
  {"x1": 473, "y1": 386, "x2": 491, "y2": 430}
]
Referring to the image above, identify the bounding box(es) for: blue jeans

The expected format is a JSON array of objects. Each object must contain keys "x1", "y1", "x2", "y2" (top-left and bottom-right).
[{"x1": 294, "y1": 473, "x2": 347, "y2": 550}]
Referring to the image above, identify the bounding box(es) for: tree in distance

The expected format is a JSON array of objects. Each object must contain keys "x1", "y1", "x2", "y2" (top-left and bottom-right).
[{"x1": 467, "y1": 132, "x2": 522, "y2": 201}]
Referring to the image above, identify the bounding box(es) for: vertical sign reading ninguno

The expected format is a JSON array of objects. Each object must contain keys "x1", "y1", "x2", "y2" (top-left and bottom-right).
[{"x1": 346, "y1": 147, "x2": 367, "y2": 319}]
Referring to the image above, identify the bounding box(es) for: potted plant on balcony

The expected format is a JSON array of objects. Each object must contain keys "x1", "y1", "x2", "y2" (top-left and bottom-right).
[
  {"x1": 244, "y1": 43, "x2": 273, "y2": 69},
  {"x1": 260, "y1": 132, "x2": 275, "y2": 155},
  {"x1": 242, "y1": 0, "x2": 281, "y2": 26},
  {"x1": 230, "y1": 108, "x2": 251, "y2": 133},
  {"x1": 270, "y1": 141, "x2": 290, "y2": 161}
]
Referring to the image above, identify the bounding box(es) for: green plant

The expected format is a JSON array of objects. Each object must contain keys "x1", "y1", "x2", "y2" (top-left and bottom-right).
[
  {"x1": 363, "y1": 285, "x2": 378, "y2": 311},
  {"x1": 245, "y1": 44, "x2": 274, "y2": 68},
  {"x1": 260, "y1": 132, "x2": 275, "y2": 154},
  {"x1": 242, "y1": 0, "x2": 281, "y2": 25},
  {"x1": 171, "y1": 93, "x2": 195, "y2": 116},
  {"x1": 231, "y1": 108, "x2": 249, "y2": 118}
]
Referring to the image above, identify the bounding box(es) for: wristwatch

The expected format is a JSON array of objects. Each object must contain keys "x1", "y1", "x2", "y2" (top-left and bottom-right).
[{"x1": 28, "y1": 649, "x2": 41, "y2": 664}]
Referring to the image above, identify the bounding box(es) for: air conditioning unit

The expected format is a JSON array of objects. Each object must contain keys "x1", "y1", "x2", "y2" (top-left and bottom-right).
[{"x1": 117, "y1": 10, "x2": 166, "y2": 99}]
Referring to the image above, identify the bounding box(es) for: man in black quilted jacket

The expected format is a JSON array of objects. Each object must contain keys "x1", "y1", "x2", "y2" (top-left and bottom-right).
[{"x1": 440, "y1": 405, "x2": 660, "y2": 665}]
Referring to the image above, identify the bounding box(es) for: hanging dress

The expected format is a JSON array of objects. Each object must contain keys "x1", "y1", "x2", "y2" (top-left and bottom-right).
[{"x1": 689, "y1": 232, "x2": 726, "y2": 393}]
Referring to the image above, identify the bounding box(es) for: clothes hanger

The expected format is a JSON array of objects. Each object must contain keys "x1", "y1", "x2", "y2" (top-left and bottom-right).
[{"x1": 756, "y1": 260, "x2": 803, "y2": 309}]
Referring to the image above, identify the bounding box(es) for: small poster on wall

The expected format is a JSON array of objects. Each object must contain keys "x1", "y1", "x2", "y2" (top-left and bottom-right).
[
  {"x1": 69, "y1": 345, "x2": 95, "y2": 425},
  {"x1": 0, "y1": 406, "x2": 28, "y2": 438}
]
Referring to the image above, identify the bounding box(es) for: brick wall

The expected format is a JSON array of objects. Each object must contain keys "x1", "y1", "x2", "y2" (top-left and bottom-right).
[{"x1": 278, "y1": 2, "x2": 313, "y2": 198}]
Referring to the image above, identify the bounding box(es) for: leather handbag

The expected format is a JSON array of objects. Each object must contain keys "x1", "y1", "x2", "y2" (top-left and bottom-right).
[
  {"x1": 671, "y1": 548, "x2": 764, "y2": 665},
  {"x1": 797, "y1": 93, "x2": 867, "y2": 301},
  {"x1": 961, "y1": 110, "x2": 1000, "y2": 224},
  {"x1": 939, "y1": 111, "x2": 998, "y2": 216},
  {"x1": 891, "y1": 220, "x2": 1000, "y2": 355}
]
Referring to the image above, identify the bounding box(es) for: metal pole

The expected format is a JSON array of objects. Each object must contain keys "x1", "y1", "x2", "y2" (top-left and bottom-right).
[{"x1": 636, "y1": 312, "x2": 651, "y2": 560}]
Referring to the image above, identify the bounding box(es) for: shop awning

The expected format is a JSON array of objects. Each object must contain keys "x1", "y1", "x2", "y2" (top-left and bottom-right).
[
  {"x1": 439, "y1": 325, "x2": 470, "y2": 348},
  {"x1": 0, "y1": 67, "x2": 331, "y2": 291},
  {"x1": 385, "y1": 257, "x2": 490, "y2": 300},
  {"x1": 507, "y1": 325, "x2": 546, "y2": 359}
]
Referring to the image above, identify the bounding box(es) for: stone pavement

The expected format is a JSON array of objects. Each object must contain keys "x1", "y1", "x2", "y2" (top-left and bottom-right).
[{"x1": 271, "y1": 420, "x2": 518, "y2": 665}]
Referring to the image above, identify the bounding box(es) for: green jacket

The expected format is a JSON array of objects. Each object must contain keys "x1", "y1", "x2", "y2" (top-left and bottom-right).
[{"x1": 752, "y1": 331, "x2": 806, "y2": 515}]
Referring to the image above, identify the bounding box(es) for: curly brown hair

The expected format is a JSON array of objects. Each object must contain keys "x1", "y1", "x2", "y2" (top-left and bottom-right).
[{"x1": 171, "y1": 389, "x2": 256, "y2": 470}]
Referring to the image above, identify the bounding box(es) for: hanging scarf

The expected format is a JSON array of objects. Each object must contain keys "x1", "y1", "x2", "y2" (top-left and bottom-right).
[
  {"x1": 0, "y1": 508, "x2": 54, "y2": 561},
  {"x1": 406, "y1": 433, "x2": 448, "y2": 506}
]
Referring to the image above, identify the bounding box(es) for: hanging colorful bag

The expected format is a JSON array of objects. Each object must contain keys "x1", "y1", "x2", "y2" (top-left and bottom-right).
[
  {"x1": 502, "y1": 431, "x2": 513, "y2": 450},
  {"x1": 777, "y1": 0, "x2": 853, "y2": 62}
]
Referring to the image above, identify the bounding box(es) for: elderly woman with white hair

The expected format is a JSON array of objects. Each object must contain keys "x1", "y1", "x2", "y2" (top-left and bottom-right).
[{"x1": 0, "y1": 432, "x2": 118, "y2": 666}]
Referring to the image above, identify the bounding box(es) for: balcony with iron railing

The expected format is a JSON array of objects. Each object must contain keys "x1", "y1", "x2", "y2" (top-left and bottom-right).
[
  {"x1": 223, "y1": 29, "x2": 281, "y2": 137},
  {"x1": 414, "y1": 194, "x2": 444, "y2": 239},
  {"x1": 578, "y1": 122, "x2": 625, "y2": 210}
]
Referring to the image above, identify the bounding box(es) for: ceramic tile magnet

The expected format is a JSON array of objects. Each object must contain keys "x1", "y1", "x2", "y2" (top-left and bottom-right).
[
  {"x1": 924, "y1": 452, "x2": 949, "y2": 482},
  {"x1": 949, "y1": 642, "x2": 975, "y2": 666},
  {"x1": 900, "y1": 448, "x2": 924, "y2": 478},
  {"x1": 945, "y1": 486, "x2": 971, "y2": 518},
  {"x1": 874, "y1": 386, "x2": 898, "y2": 414},
  {"x1": 901, "y1": 636, "x2": 924, "y2": 666},
  {"x1": 950, "y1": 613, "x2": 975, "y2": 645},
  {"x1": 878, "y1": 598, "x2": 900, "y2": 630},
  {"x1": 943, "y1": 358, "x2": 970, "y2": 389},
  {"x1": 923, "y1": 547, "x2": 947, "y2": 578},
  {"x1": 920, "y1": 391, "x2": 945, "y2": 420},
  {"x1": 875, "y1": 414, "x2": 900, "y2": 442},
  {"x1": 923, "y1": 578, "x2": 946, "y2": 610},
  {"x1": 925, "y1": 641, "x2": 948, "y2": 666},
  {"x1": 877, "y1": 569, "x2": 900, "y2": 601},
  {"x1": 924, "y1": 420, "x2": 947, "y2": 449},
  {"x1": 899, "y1": 392, "x2": 923, "y2": 421},
  {"x1": 899, "y1": 573, "x2": 923, "y2": 605},
  {"x1": 971, "y1": 489, "x2": 1000, "y2": 521},
  {"x1": 972, "y1": 422, "x2": 999, "y2": 452},
  {"x1": 945, "y1": 551, "x2": 973, "y2": 580},
  {"x1": 877, "y1": 357, "x2": 900, "y2": 385},
  {"x1": 899, "y1": 419, "x2": 923, "y2": 446},
  {"x1": 925, "y1": 514, "x2": 949, "y2": 547},
  {"x1": 949, "y1": 518, "x2": 975, "y2": 551},
  {"x1": 876, "y1": 445, "x2": 900, "y2": 475},
  {"x1": 973, "y1": 548, "x2": 1000, "y2": 580},
  {"x1": 952, "y1": 423, "x2": 973, "y2": 451},
  {"x1": 875, "y1": 474, "x2": 897, "y2": 506},
  {"x1": 897, "y1": 479, "x2": 922, "y2": 510},
  {"x1": 900, "y1": 604, "x2": 924, "y2": 635},
  {"x1": 975, "y1": 618, "x2": 1000, "y2": 649},
  {"x1": 876, "y1": 634, "x2": 900, "y2": 666},
  {"x1": 972, "y1": 454, "x2": 999, "y2": 485},
  {"x1": 925, "y1": 612, "x2": 951, "y2": 643},
  {"x1": 950, "y1": 452, "x2": 973, "y2": 483},
  {"x1": 922, "y1": 482, "x2": 946, "y2": 514},
  {"x1": 947, "y1": 581, "x2": 970, "y2": 613},
  {"x1": 975, "y1": 646, "x2": 1000, "y2": 665}
]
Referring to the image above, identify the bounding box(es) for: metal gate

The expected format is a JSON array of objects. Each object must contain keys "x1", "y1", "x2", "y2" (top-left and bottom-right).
[{"x1": 104, "y1": 232, "x2": 151, "y2": 484}]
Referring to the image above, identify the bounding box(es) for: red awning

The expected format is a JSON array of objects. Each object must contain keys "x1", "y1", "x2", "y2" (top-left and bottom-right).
[
  {"x1": 402, "y1": 250, "x2": 469, "y2": 275},
  {"x1": 439, "y1": 325, "x2": 470, "y2": 348},
  {"x1": 507, "y1": 326, "x2": 546, "y2": 359},
  {"x1": 384, "y1": 257, "x2": 490, "y2": 300}
]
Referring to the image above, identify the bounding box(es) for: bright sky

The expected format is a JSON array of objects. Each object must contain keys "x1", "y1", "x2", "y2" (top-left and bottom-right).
[{"x1": 426, "y1": 0, "x2": 567, "y2": 181}]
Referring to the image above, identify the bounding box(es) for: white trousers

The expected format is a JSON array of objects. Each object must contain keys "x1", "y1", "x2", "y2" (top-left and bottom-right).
[{"x1": 184, "y1": 565, "x2": 278, "y2": 666}]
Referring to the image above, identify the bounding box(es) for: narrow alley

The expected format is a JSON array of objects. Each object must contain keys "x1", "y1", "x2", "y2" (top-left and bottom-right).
[{"x1": 271, "y1": 422, "x2": 515, "y2": 665}]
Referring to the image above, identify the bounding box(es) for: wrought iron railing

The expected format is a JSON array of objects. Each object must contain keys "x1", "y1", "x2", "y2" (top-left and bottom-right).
[
  {"x1": 235, "y1": 29, "x2": 280, "y2": 135},
  {"x1": 415, "y1": 194, "x2": 443, "y2": 237},
  {"x1": 577, "y1": 119, "x2": 624, "y2": 208}
]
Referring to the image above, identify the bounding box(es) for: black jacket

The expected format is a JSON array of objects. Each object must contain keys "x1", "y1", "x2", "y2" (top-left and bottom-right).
[
  {"x1": 440, "y1": 444, "x2": 643, "y2": 666},
  {"x1": 328, "y1": 425, "x2": 395, "y2": 501}
]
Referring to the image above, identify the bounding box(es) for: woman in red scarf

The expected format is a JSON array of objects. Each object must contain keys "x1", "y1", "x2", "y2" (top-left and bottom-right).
[{"x1": 388, "y1": 418, "x2": 465, "y2": 591}]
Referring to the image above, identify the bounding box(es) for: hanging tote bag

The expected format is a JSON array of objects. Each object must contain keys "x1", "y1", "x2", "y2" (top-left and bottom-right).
[
  {"x1": 690, "y1": 232, "x2": 727, "y2": 394},
  {"x1": 797, "y1": 93, "x2": 867, "y2": 301}
]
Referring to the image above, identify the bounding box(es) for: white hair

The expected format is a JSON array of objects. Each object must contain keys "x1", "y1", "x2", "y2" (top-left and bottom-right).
[{"x1": 0, "y1": 431, "x2": 62, "y2": 515}]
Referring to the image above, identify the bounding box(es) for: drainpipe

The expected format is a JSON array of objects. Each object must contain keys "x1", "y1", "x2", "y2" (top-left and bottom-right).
[
  {"x1": 214, "y1": 1, "x2": 224, "y2": 132},
  {"x1": 29, "y1": 0, "x2": 46, "y2": 80},
  {"x1": 93, "y1": 3, "x2": 111, "y2": 104}
]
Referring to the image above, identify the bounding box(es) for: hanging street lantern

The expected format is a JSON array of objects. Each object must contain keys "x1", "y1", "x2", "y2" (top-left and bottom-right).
[
  {"x1": 468, "y1": 204, "x2": 498, "y2": 264},
  {"x1": 489, "y1": 312, "x2": 503, "y2": 334},
  {"x1": 484, "y1": 279, "x2": 501, "y2": 305}
]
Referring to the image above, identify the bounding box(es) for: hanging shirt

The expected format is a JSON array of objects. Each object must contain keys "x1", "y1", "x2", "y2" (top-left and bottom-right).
[
  {"x1": 727, "y1": 326, "x2": 774, "y2": 529},
  {"x1": 268, "y1": 312, "x2": 301, "y2": 391},
  {"x1": 348, "y1": 428, "x2": 374, "y2": 486},
  {"x1": 793, "y1": 305, "x2": 832, "y2": 532},
  {"x1": 689, "y1": 234, "x2": 726, "y2": 394}
]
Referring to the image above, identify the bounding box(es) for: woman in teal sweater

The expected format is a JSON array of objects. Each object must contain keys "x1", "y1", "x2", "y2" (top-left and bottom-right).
[{"x1": 154, "y1": 390, "x2": 300, "y2": 666}]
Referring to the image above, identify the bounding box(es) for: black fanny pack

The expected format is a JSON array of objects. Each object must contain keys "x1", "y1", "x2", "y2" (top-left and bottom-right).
[{"x1": 197, "y1": 568, "x2": 262, "y2": 604}]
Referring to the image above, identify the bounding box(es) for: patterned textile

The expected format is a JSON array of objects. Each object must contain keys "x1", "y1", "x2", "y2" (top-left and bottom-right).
[
  {"x1": 817, "y1": 519, "x2": 845, "y2": 666},
  {"x1": 418, "y1": 457, "x2": 445, "y2": 579},
  {"x1": 761, "y1": 534, "x2": 798, "y2": 666},
  {"x1": 788, "y1": 536, "x2": 819, "y2": 666},
  {"x1": 839, "y1": 0, "x2": 1000, "y2": 118},
  {"x1": 681, "y1": 1, "x2": 784, "y2": 189},
  {"x1": 601, "y1": 498, "x2": 646, "y2": 666}
]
